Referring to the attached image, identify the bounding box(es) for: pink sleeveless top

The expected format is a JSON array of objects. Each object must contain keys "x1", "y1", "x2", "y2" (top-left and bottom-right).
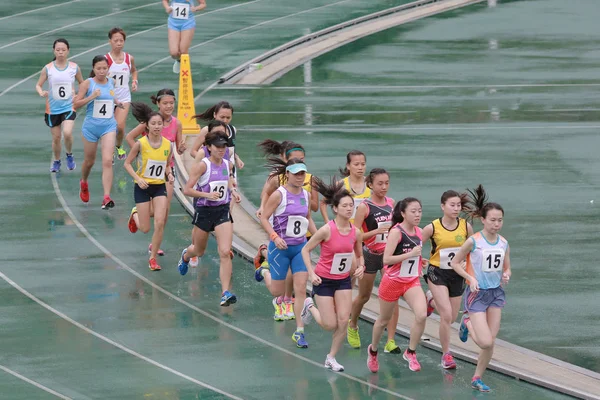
[
  {"x1": 315, "y1": 220, "x2": 356, "y2": 280},
  {"x1": 161, "y1": 116, "x2": 178, "y2": 142}
]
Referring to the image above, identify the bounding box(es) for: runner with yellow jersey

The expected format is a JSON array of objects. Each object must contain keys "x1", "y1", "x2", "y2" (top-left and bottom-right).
[{"x1": 124, "y1": 112, "x2": 173, "y2": 271}]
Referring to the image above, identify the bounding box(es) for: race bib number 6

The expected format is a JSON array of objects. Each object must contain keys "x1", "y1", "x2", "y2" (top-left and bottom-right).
[
  {"x1": 330, "y1": 252, "x2": 353, "y2": 275},
  {"x1": 286, "y1": 216, "x2": 308, "y2": 238},
  {"x1": 439, "y1": 247, "x2": 460, "y2": 270},
  {"x1": 52, "y1": 82, "x2": 72, "y2": 100},
  {"x1": 172, "y1": 2, "x2": 190, "y2": 19},
  {"x1": 482, "y1": 248, "x2": 505, "y2": 273}
]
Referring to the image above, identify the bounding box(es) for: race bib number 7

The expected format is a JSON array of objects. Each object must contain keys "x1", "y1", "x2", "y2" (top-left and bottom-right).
[
  {"x1": 286, "y1": 216, "x2": 308, "y2": 238},
  {"x1": 399, "y1": 256, "x2": 420, "y2": 278},
  {"x1": 482, "y1": 248, "x2": 505, "y2": 273},
  {"x1": 330, "y1": 253, "x2": 353, "y2": 275}
]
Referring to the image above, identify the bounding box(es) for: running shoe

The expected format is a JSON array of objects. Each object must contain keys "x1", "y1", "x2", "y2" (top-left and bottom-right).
[
  {"x1": 325, "y1": 355, "x2": 344, "y2": 372},
  {"x1": 189, "y1": 256, "x2": 199, "y2": 267},
  {"x1": 384, "y1": 339, "x2": 402, "y2": 354},
  {"x1": 79, "y1": 180, "x2": 89, "y2": 203},
  {"x1": 149, "y1": 258, "x2": 161, "y2": 271},
  {"x1": 441, "y1": 352, "x2": 457, "y2": 369},
  {"x1": 66, "y1": 154, "x2": 76, "y2": 170},
  {"x1": 128, "y1": 207, "x2": 138, "y2": 233},
  {"x1": 300, "y1": 298, "x2": 313, "y2": 325},
  {"x1": 220, "y1": 290, "x2": 237, "y2": 307},
  {"x1": 173, "y1": 60, "x2": 180, "y2": 74},
  {"x1": 116, "y1": 146, "x2": 127, "y2": 160},
  {"x1": 148, "y1": 243, "x2": 165, "y2": 256},
  {"x1": 292, "y1": 331, "x2": 308, "y2": 348},
  {"x1": 273, "y1": 298, "x2": 285, "y2": 321},
  {"x1": 426, "y1": 290, "x2": 435, "y2": 317},
  {"x1": 347, "y1": 323, "x2": 361, "y2": 349},
  {"x1": 403, "y1": 349, "x2": 421, "y2": 372},
  {"x1": 101, "y1": 195, "x2": 115, "y2": 210},
  {"x1": 50, "y1": 160, "x2": 61, "y2": 173},
  {"x1": 459, "y1": 313, "x2": 470, "y2": 343},
  {"x1": 367, "y1": 344, "x2": 379, "y2": 373},
  {"x1": 284, "y1": 301, "x2": 295, "y2": 320},
  {"x1": 471, "y1": 378, "x2": 491, "y2": 392},
  {"x1": 178, "y1": 248, "x2": 189, "y2": 276},
  {"x1": 254, "y1": 266, "x2": 265, "y2": 282},
  {"x1": 254, "y1": 244, "x2": 267, "y2": 269}
]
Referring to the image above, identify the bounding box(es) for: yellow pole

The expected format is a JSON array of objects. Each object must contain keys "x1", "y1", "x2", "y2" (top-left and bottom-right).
[{"x1": 177, "y1": 54, "x2": 201, "y2": 135}]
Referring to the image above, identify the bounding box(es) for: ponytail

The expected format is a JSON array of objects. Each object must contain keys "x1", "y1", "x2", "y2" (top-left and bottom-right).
[
  {"x1": 338, "y1": 150, "x2": 366, "y2": 177},
  {"x1": 312, "y1": 176, "x2": 351, "y2": 209},
  {"x1": 465, "y1": 184, "x2": 504, "y2": 220},
  {"x1": 266, "y1": 157, "x2": 305, "y2": 179},
  {"x1": 193, "y1": 101, "x2": 234, "y2": 121}
]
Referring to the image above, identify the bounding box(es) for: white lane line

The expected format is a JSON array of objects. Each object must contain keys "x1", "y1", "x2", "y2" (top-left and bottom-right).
[
  {"x1": 0, "y1": 2, "x2": 161, "y2": 51},
  {"x1": 236, "y1": 124, "x2": 600, "y2": 132},
  {"x1": 140, "y1": 0, "x2": 352, "y2": 73},
  {"x1": 0, "y1": 0, "x2": 81, "y2": 21},
  {"x1": 0, "y1": 270, "x2": 242, "y2": 400},
  {"x1": 50, "y1": 173, "x2": 413, "y2": 400},
  {"x1": 0, "y1": 364, "x2": 72, "y2": 400},
  {"x1": 0, "y1": 1, "x2": 259, "y2": 98},
  {"x1": 212, "y1": 83, "x2": 600, "y2": 90}
]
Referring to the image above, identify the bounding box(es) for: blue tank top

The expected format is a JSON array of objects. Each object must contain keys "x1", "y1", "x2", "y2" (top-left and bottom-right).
[
  {"x1": 169, "y1": 0, "x2": 194, "y2": 20},
  {"x1": 194, "y1": 157, "x2": 230, "y2": 207},
  {"x1": 84, "y1": 78, "x2": 115, "y2": 123}
]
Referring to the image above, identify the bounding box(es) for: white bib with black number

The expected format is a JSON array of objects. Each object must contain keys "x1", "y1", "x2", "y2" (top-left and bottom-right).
[
  {"x1": 143, "y1": 159, "x2": 166, "y2": 180},
  {"x1": 440, "y1": 247, "x2": 460, "y2": 270},
  {"x1": 351, "y1": 198, "x2": 364, "y2": 219},
  {"x1": 374, "y1": 221, "x2": 391, "y2": 244},
  {"x1": 172, "y1": 2, "x2": 189, "y2": 19},
  {"x1": 92, "y1": 100, "x2": 113, "y2": 119},
  {"x1": 209, "y1": 180, "x2": 228, "y2": 200},
  {"x1": 112, "y1": 72, "x2": 128, "y2": 88},
  {"x1": 286, "y1": 216, "x2": 308, "y2": 238},
  {"x1": 482, "y1": 248, "x2": 505, "y2": 273},
  {"x1": 399, "y1": 256, "x2": 420, "y2": 278},
  {"x1": 52, "y1": 82, "x2": 72, "y2": 100},
  {"x1": 330, "y1": 252, "x2": 353, "y2": 275}
]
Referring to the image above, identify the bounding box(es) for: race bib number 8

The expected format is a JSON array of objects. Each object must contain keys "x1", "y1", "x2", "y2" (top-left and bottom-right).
[
  {"x1": 209, "y1": 180, "x2": 228, "y2": 199},
  {"x1": 399, "y1": 256, "x2": 420, "y2": 278},
  {"x1": 374, "y1": 221, "x2": 391, "y2": 244},
  {"x1": 92, "y1": 100, "x2": 113, "y2": 119},
  {"x1": 439, "y1": 247, "x2": 460, "y2": 270},
  {"x1": 286, "y1": 216, "x2": 308, "y2": 238},
  {"x1": 330, "y1": 252, "x2": 353, "y2": 275},
  {"x1": 482, "y1": 248, "x2": 505, "y2": 273},
  {"x1": 172, "y1": 2, "x2": 190, "y2": 19},
  {"x1": 143, "y1": 159, "x2": 166, "y2": 179},
  {"x1": 52, "y1": 82, "x2": 72, "y2": 100}
]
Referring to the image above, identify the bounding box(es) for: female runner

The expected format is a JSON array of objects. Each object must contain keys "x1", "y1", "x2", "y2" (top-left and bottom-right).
[{"x1": 163, "y1": 0, "x2": 207, "y2": 73}]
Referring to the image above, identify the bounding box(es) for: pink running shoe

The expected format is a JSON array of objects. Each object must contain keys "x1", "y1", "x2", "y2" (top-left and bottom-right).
[
  {"x1": 403, "y1": 349, "x2": 421, "y2": 372},
  {"x1": 441, "y1": 352, "x2": 457, "y2": 369},
  {"x1": 367, "y1": 344, "x2": 379, "y2": 373}
]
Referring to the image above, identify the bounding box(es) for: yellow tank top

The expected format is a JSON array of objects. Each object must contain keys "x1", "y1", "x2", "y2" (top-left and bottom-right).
[
  {"x1": 342, "y1": 176, "x2": 371, "y2": 223},
  {"x1": 136, "y1": 136, "x2": 171, "y2": 185},
  {"x1": 429, "y1": 218, "x2": 468, "y2": 269}
]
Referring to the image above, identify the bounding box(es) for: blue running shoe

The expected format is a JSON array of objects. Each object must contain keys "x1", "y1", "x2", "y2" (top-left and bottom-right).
[
  {"x1": 50, "y1": 160, "x2": 61, "y2": 173},
  {"x1": 471, "y1": 378, "x2": 490, "y2": 392},
  {"x1": 254, "y1": 266, "x2": 265, "y2": 282},
  {"x1": 459, "y1": 313, "x2": 470, "y2": 343},
  {"x1": 292, "y1": 331, "x2": 308, "y2": 348},
  {"x1": 220, "y1": 290, "x2": 237, "y2": 307},
  {"x1": 66, "y1": 153, "x2": 76, "y2": 170},
  {"x1": 178, "y1": 248, "x2": 189, "y2": 276}
]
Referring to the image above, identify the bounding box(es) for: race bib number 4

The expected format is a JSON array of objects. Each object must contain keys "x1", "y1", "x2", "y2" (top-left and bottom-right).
[
  {"x1": 439, "y1": 247, "x2": 460, "y2": 270},
  {"x1": 482, "y1": 248, "x2": 505, "y2": 273},
  {"x1": 92, "y1": 100, "x2": 113, "y2": 119},
  {"x1": 330, "y1": 252, "x2": 353, "y2": 275},
  {"x1": 374, "y1": 221, "x2": 391, "y2": 244},
  {"x1": 52, "y1": 82, "x2": 72, "y2": 100},
  {"x1": 209, "y1": 180, "x2": 228, "y2": 200},
  {"x1": 286, "y1": 216, "x2": 308, "y2": 238},
  {"x1": 172, "y1": 2, "x2": 189, "y2": 19},
  {"x1": 143, "y1": 159, "x2": 166, "y2": 180},
  {"x1": 399, "y1": 256, "x2": 420, "y2": 278}
]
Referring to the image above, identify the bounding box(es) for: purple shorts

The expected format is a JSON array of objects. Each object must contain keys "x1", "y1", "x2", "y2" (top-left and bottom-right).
[{"x1": 464, "y1": 286, "x2": 505, "y2": 313}]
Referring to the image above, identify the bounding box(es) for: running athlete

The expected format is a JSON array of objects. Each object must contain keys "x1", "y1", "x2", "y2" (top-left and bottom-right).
[
  {"x1": 73, "y1": 55, "x2": 123, "y2": 209},
  {"x1": 255, "y1": 158, "x2": 317, "y2": 348},
  {"x1": 106, "y1": 27, "x2": 138, "y2": 160},
  {"x1": 124, "y1": 112, "x2": 172, "y2": 271},
  {"x1": 163, "y1": 0, "x2": 207, "y2": 73},
  {"x1": 192, "y1": 120, "x2": 230, "y2": 161},
  {"x1": 300, "y1": 177, "x2": 365, "y2": 372},
  {"x1": 178, "y1": 130, "x2": 241, "y2": 306},
  {"x1": 190, "y1": 101, "x2": 243, "y2": 172},
  {"x1": 254, "y1": 140, "x2": 317, "y2": 321},
  {"x1": 421, "y1": 190, "x2": 474, "y2": 369},
  {"x1": 320, "y1": 150, "x2": 369, "y2": 224},
  {"x1": 347, "y1": 169, "x2": 400, "y2": 354},
  {"x1": 367, "y1": 198, "x2": 428, "y2": 373},
  {"x1": 451, "y1": 185, "x2": 511, "y2": 392},
  {"x1": 35, "y1": 38, "x2": 84, "y2": 172}
]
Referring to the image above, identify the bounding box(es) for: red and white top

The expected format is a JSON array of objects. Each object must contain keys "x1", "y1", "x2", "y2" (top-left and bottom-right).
[
  {"x1": 314, "y1": 220, "x2": 356, "y2": 280},
  {"x1": 105, "y1": 52, "x2": 132, "y2": 102}
]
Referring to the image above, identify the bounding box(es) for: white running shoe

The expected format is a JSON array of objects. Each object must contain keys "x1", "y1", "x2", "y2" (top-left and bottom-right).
[
  {"x1": 301, "y1": 297, "x2": 314, "y2": 325},
  {"x1": 325, "y1": 355, "x2": 344, "y2": 372},
  {"x1": 173, "y1": 60, "x2": 180, "y2": 74}
]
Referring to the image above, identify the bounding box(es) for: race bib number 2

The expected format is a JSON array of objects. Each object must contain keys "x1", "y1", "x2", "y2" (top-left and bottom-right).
[
  {"x1": 172, "y1": 2, "x2": 190, "y2": 19},
  {"x1": 482, "y1": 248, "x2": 505, "y2": 273},
  {"x1": 52, "y1": 82, "x2": 72, "y2": 100},
  {"x1": 330, "y1": 252, "x2": 353, "y2": 275}
]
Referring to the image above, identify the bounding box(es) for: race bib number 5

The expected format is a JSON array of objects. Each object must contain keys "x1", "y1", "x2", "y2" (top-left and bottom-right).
[
  {"x1": 209, "y1": 180, "x2": 228, "y2": 200},
  {"x1": 439, "y1": 247, "x2": 460, "y2": 270},
  {"x1": 286, "y1": 216, "x2": 308, "y2": 238},
  {"x1": 92, "y1": 100, "x2": 113, "y2": 119},
  {"x1": 52, "y1": 82, "x2": 72, "y2": 100},
  {"x1": 143, "y1": 159, "x2": 166, "y2": 179},
  {"x1": 330, "y1": 252, "x2": 353, "y2": 275},
  {"x1": 482, "y1": 248, "x2": 505, "y2": 273},
  {"x1": 172, "y1": 2, "x2": 189, "y2": 19}
]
